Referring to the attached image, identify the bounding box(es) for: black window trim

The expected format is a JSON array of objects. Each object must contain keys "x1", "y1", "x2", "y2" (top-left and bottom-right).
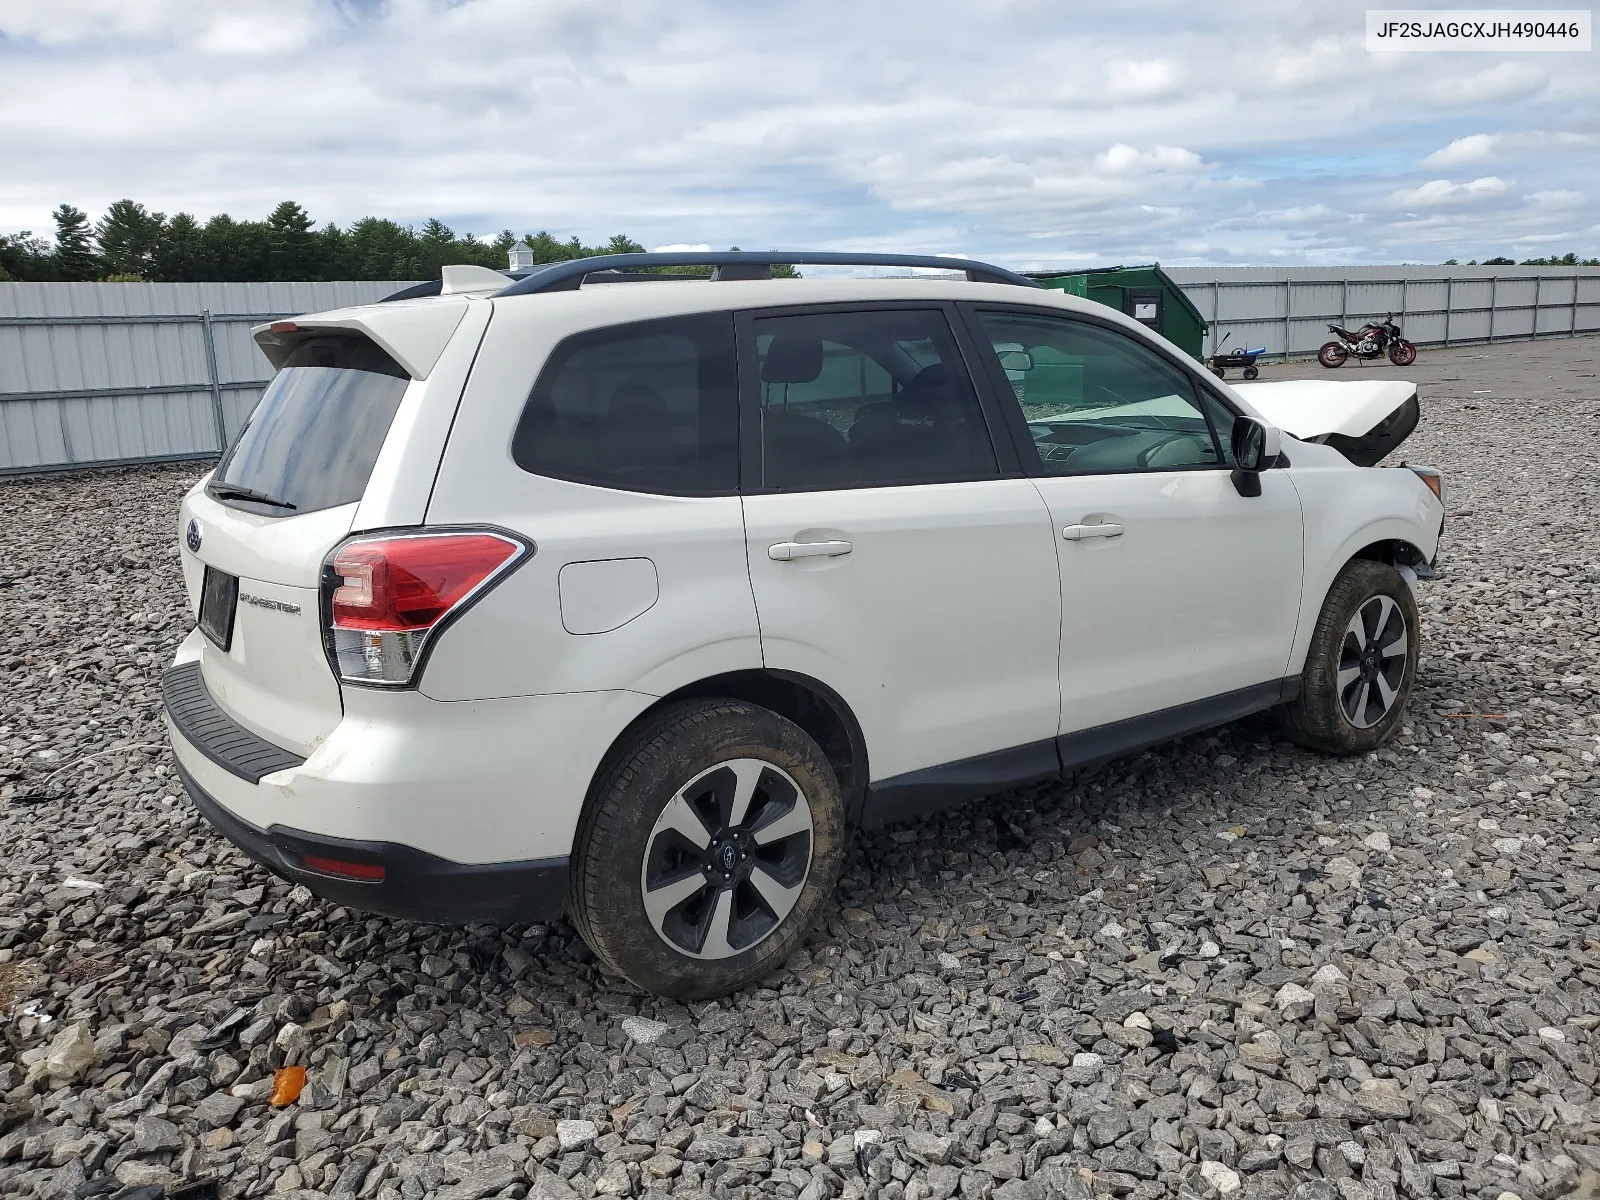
[
  {"x1": 955, "y1": 301, "x2": 1242, "y2": 480},
  {"x1": 733, "y1": 300, "x2": 1021, "y2": 495},
  {"x1": 509, "y1": 310, "x2": 741, "y2": 498}
]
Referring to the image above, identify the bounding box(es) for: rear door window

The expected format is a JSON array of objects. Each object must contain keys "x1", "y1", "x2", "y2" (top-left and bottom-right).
[
  {"x1": 211, "y1": 334, "x2": 410, "y2": 516},
  {"x1": 511, "y1": 313, "x2": 738, "y2": 495},
  {"x1": 749, "y1": 308, "x2": 998, "y2": 490}
]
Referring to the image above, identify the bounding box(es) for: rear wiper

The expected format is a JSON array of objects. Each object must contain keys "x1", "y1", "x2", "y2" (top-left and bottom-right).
[{"x1": 208, "y1": 483, "x2": 298, "y2": 510}]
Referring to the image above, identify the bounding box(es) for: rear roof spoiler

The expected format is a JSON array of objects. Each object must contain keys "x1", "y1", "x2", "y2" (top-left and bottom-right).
[{"x1": 379, "y1": 251, "x2": 1041, "y2": 302}]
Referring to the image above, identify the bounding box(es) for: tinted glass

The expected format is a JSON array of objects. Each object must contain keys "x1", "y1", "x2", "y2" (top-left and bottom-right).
[
  {"x1": 753, "y1": 309, "x2": 996, "y2": 490},
  {"x1": 512, "y1": 314, "x2": 737, "y2": 494},
  {"x1": 212, "y1": 336, "x2": 410, "y2": 515},
  {"x1": 978, "y1": 312, "x2": 1222, "y2": 475}
]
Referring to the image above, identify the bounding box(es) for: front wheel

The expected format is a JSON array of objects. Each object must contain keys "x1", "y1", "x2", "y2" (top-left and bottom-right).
[
  {"x1": 1388, "y1": 340, "x2": 1417, "y2": 366},
  {"x1": 1277, "y1": 559, "x2": 1419, "y2": 754},
  {"x1": 1318, "y1": 342, "x2": 1348, "y2": 368},
  {"x1": 568, "y1": 699, "x2": 845, "y2": 998},
  {"x1": 1242, "y1": 365, "x2": 1260, "y2": 380},
  {"x1": 1211, "y1": 365, "x2": 1226, "y2": 378}
]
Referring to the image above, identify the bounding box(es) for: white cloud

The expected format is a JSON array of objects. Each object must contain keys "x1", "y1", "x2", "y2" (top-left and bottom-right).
[
  {"x1": 1423, "y1": 130, "x2": 1598, "y2": 168},
  {"x1": 1422, "y1": 62, "x2": 1548, "y2": 106},
  {"x1": 0, "y1": 0, "x2": 1596, "y2": 265},
  {"x1": 1389, "y1": 177, "x2": 1510, "y2": 207},
  {"x1": 1096, "y1": 144, "x2": 1205, "y2": 174},
  {"x1": 1423, "y1": 134, "x2": 1501, "y2": 167},
  {"x1": 1104, "y1": 58, "x2": 1183, "y2": 101},
  {"x1": 1526, "y1": 190, "x2": 1584, "y2": 208},
  {"x1": 653, "y1": 243, "x2": 712, "y2": 252}
]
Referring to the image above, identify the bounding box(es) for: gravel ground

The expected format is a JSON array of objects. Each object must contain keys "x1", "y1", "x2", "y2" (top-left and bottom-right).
[{"x1": 2, "y1": 336, "x2": 1598, "y2": 1200}]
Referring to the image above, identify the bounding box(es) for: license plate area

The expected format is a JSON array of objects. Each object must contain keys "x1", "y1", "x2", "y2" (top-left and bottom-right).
[{"x1": 199, "y1": 566, "x2": 239, "y2": 651}]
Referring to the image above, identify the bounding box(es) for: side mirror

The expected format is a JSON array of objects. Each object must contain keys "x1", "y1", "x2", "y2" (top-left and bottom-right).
[
  {"x1": 1230, "y1": 415, "x2": 1282, "y2": 497},
  {"x1": 997, "y1": 349, "x2": 1034, "y2": 374}
]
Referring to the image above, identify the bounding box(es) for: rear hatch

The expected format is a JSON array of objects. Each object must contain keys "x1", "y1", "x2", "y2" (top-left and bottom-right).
[{"x1": 178, "y1": 330, "x2": 415, "y2": 756}]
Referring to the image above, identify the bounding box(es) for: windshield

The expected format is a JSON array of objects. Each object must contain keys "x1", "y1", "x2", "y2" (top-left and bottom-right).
[{"x1": 211, "y1": 335, "x2": 410, "y2": 516}]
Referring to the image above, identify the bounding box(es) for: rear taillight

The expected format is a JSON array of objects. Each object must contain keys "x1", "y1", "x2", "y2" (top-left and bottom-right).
[{"x1": 323, "y1": 529, "x2": 530, "y2": 686}]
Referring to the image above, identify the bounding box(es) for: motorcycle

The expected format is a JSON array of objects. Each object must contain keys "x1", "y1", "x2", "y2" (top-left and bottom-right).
[{"x1": 1318, "y1": 313, "x2": 1415, "y2": 368}]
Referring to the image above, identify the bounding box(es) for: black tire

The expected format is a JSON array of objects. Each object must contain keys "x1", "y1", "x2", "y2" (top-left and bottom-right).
[
  {"x1": 1388, "y1": 340, "x2": 1416, "y2": 366},
  {"x1": 1211, "y1": 366, "x2": 1226, "y2": 378},
  {"x1": 1318, "y1": 342, "x2": 1347, "y2": 368},
  {"x1": 1242, "y1": 365, "x2": 1260, "y2": 380},
  {"x1": 568, "y1": 698, "x2": 845, "y2": 999},
  {"x1": 1277, "y1": 560, "x2": 1419, "y2": 754}
]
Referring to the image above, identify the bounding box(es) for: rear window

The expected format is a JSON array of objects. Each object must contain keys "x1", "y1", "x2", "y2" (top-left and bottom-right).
[
  {"x1": 211, "y1": 335, "x2": 410, "y2": 516},
  {"x1": 511, "y1": 313, "x2": 738, "y2": 495}
]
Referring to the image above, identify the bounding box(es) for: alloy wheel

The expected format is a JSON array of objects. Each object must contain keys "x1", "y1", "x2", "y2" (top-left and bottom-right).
[
  {"x1": 639, "y1": 758, "x2": 814, "y2": 960},
  {"x1": 1337, "y1": 594, "x2": 1408, "y2": 729}
]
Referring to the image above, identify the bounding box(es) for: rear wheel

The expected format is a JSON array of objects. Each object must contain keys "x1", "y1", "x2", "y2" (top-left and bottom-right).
[
  {"x1": 1318, "y1": 342, "x2": 1348, "y2": 368},
  {"x1": 1211, "y1": 365, "x2": 1226, "y2": 378},
  {"x1": 568, "y1": 699, "x2": 845, "y2": 998},
  {"x1": 1388, "y1": 340, "x2": 1416, "y2": 366},
  {"x1": 1278, "y1": 560, "x2": 1418, "y2": 754}
]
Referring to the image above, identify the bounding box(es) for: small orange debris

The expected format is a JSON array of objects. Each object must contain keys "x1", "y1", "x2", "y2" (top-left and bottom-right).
[{"x1": 270, "y1": 1065, "x2": 307, "y2": 1106}]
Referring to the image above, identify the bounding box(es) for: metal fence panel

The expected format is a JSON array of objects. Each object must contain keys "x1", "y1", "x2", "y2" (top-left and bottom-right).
[
  {"x1": 5, "y1": 269, "x2": 1600, "y2": 475},
  {"x1": 1168, "y1": 265, "x2": 1600, "y2": 360},
  {"x1": 1, "y1": 280, "x2": 415, "y2": 475}
]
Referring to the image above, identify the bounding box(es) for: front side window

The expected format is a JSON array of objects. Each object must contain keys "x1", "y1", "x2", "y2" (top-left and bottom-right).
[
  {"x1": 212, "y1": 335, "x2": 410, "y2": 516},
  {"x1": 512, "y1": 313, "x2": 737, "y2": 494},
  {"x1": 976, "y1": 311, "x2": 1223, "y2": 475},
  {"x1": 752, "y1": 308, "x2": 997, "y2": 490}
]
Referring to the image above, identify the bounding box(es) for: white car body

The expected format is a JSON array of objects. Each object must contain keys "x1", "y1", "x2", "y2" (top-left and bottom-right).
[{"x1": 163, "y1": 266, "x2": 1443, "y2": 928}]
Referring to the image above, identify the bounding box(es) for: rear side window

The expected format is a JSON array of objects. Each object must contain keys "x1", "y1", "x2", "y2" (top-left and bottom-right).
[
  {"x1": 751, "y1": 308, "x2": 997, "y2": 490},
  {"x1": 512, "y1": 314, "x2": 738, "y2": 494},
  {"x1": 212, "y1": 335, "x2": 410, "y2": 516}
]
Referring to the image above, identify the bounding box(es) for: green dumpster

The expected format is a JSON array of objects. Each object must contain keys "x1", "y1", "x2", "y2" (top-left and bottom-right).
[{"x1": 1025, "y1": 264, "x2": 1207, "y2": 361}]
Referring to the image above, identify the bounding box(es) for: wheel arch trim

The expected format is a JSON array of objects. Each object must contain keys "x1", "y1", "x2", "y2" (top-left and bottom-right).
[
  {"x1": 581, "y1": 668, "x2": 871, "y2": 833},
  {"x1": 1289, "y1": 516, "x2": 1434, "y2": 676}
]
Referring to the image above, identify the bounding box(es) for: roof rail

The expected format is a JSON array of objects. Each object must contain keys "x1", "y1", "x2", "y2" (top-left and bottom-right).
[
  {"x1": 494, "y1": 251, "x2": 1041, "y2": 297},
  {"x1": 378, "y1": 252, "x2": 1038, "y2": 304}
]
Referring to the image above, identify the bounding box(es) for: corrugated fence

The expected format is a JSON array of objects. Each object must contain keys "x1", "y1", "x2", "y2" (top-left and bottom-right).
[
  {"x1": 0, "y1": 281, "x2": 414, "y2": 477},
  {"x1": 1166, "y1": 264, "x2": 1600, "y2": 361},
  {"x1": 4, "y1": 268, "x2": 1599, "y2": 475}
]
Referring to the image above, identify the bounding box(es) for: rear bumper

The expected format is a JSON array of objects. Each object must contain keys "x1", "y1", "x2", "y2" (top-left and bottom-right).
[{"x1": 174, "y1": 757, "x2": 569, "y2": 925}]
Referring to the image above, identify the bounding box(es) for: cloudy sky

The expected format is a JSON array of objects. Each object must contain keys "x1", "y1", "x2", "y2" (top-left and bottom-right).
[{"x1": 1, "y1": 0, "x2": 1596, "y2": 267}]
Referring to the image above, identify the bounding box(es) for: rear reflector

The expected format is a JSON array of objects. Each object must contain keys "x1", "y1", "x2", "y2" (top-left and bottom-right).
[
  {"x1": 300, "y1": 854, "x2": 386, "y2": 881},
  {"x1": 324, "y1": 529, "x2": 529, "y2": 686},
  {"x1": 269, "y1": 321, "x2": 300, "y2": 334}
]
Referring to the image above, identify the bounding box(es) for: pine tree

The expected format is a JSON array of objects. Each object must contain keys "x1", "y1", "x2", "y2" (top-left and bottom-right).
[
  {"x1": 96, "y1": 199, "x2": 165, "y2": 279},
  {"x1": 152, "y1": 212, "x2": 215, "y2": 281},
  {"x1": 52, "y1": 204, "x2": 98, "y2": 280},
  {"x1": 267, "y1": 201, "x2": 318, "y2": 280}
]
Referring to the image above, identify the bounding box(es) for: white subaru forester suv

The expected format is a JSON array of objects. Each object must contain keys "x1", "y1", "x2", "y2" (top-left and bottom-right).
[{"x1": 163, "y1": 252, "x2": 1444, "y2": 998}]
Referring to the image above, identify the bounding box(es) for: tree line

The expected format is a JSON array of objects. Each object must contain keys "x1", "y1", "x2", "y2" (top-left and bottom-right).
[
  {"x1": 0, "y1": 199, "x2": 687, "y2": 283},
  {"x1": 1445, "y1": 253, "x2": 1599, "y2": 266},
  {"x1": 5, "y1": 198, "x2": 1591, "y2": 282}
]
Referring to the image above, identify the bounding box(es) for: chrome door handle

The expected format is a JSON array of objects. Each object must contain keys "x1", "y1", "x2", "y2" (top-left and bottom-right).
[
  {"x1": 1062, "y1": 523, "x2": 1124, "y2": 541},
  {"x1": 768, "y1": 539, "x2": 853, "y2": 561}
]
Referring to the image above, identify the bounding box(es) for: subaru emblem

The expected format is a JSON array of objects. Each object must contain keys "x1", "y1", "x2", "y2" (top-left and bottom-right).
[{"x1": 186, "y1": 519, "x2": 202, "y2": 553}]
